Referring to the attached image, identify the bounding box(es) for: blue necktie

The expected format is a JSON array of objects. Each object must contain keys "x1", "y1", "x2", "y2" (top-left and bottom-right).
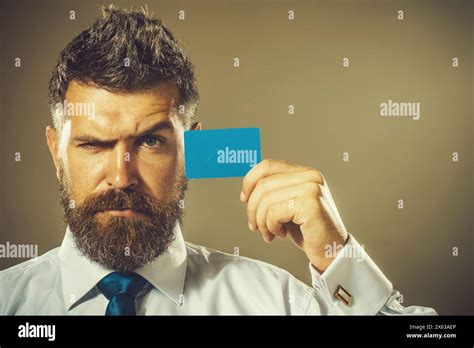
[{"x1": 97, "y1": 272, "x2": 149, "y2": 315}]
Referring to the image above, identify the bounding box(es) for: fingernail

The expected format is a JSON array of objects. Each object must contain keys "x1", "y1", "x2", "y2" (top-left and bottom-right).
[
  {"x1": 248, "y1": 221, "x2": 254, "y2": 230},
  {"x1": 240, "y1": 190, "x2": 245, "y2": 201}
]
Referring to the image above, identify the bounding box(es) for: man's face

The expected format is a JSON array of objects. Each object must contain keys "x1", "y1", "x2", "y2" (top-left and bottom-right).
[{"x1": 47, "y1": 81, "x2": 199, "y2": 272}]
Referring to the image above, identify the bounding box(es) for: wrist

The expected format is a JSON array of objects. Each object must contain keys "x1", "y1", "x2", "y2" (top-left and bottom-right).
[{"x1": 309, "y1": 234, "x2": 350, "y2": 273}]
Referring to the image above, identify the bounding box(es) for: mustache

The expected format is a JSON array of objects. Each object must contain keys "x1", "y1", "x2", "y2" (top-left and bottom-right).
[{"x1": 81, "y1": 189, "x2": 157, "y2": 215}]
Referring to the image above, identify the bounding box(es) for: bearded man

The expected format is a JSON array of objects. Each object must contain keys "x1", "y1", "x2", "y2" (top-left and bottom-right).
[{"x1": 0, "y1": 7, "x2": 436, "y2": 316}]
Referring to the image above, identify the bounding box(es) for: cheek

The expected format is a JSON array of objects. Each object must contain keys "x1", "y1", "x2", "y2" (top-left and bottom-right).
[
  {"x1": 64, "y1": 149, "x2": 107, "y2": 200},
  {"x1": 138, "y1": 147, "x2": 184, "y2": 197}
]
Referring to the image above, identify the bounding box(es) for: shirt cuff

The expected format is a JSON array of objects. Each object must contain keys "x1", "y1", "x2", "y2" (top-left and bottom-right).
[{"x1": 309, "y1": 234, "x2": 393, "y2": 314}]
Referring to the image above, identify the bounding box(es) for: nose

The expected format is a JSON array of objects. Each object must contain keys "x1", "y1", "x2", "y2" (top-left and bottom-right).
[{"x1": 106, "y1": 144, "x2": 138, "y2": 191}]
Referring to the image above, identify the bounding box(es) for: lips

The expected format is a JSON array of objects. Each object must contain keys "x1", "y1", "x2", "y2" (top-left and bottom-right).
[
  {"x1": 101, "y1": 209, "x2": 141, "y2": 217},
  {"x1": 95, "y1": 206, "x2": 133, "y2": 212}
]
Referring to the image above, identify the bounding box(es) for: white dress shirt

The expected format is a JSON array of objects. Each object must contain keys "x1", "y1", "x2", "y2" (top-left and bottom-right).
[{"x1": 0, "y1": 223, "x2": 436, "y2": 315}]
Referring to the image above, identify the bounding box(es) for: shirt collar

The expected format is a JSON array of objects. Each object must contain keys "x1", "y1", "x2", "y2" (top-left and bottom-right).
[{"x1": 58, "y1": 222, "x2": 187, "y2": 311}]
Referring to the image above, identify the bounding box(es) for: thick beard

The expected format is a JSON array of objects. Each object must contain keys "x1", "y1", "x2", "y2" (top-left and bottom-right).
[{"x1": 58, "y1": 168, "x2": 187, "y2": 273}]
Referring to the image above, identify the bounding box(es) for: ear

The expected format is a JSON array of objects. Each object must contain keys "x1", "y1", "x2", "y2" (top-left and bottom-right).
[
  {"x1": 190, "y1": 122, "x2": 202, "y2": 131},
  {"x1": 45, "y1": 126, "x2": 61, "y2": 180}
]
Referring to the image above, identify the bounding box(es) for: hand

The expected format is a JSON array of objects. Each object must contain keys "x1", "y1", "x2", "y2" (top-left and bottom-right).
[{"x1": 240, "y1": 159, "x2": 349, "y2": 272}]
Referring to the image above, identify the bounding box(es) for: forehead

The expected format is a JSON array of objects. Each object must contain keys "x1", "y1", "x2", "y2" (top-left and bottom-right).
[{"x1": 63, "y1": 81, "x2": 181, "y2": 136}]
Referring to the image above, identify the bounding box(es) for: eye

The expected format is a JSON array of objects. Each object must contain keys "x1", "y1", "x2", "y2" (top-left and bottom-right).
[
  {"x1": 141, "y1": 135, "x2": 163, "y2": 148},
  {"x1": 79, "y1": 143, "x2": 98, "y2": 150}
]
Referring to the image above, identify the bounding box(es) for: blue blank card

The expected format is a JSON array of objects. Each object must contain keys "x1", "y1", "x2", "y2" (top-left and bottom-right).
[{"x1": 184, "y1": 128, "x2": 261, "y2": 179}]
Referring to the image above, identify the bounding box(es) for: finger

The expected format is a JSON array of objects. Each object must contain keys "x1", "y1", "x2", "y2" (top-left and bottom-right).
[
  {"x1": 255, "y1": 182, "x2": 320, "y2": 238},
  {"x1": 261, "y1": 229, "x2": 276, "y2": 243},
  {"x1": 247, "y1": 169, "x2": 322, "y2": 230},
  {"x1": 266, "y1": 202, "x2": 308, "y2": 248},
  {"x1": 266, "y1": 200, "x2": 294, "y2": 238},
  {"x1": 241, "y1": 159, "x2": 306, "y2": 202}
]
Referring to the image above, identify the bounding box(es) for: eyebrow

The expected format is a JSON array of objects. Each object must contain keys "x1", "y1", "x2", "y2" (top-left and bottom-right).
[{"x1": 72, "y1": 120, "x2": 175, "y2": 143}]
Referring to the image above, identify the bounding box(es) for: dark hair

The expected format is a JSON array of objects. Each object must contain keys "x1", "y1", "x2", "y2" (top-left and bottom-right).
[{"x1": 48, "y1": 6, "x2": 199, "y2": 129}]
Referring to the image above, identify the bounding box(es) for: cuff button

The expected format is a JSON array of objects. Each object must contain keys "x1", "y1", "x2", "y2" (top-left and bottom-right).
[{"x1": 334, "y1": 285, "x2": 352, "y2": 306}]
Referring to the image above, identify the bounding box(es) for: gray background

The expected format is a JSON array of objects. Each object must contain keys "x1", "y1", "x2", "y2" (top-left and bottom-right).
[{"x1": 0, "y1": 0, "x2": 472, "y2": 314}]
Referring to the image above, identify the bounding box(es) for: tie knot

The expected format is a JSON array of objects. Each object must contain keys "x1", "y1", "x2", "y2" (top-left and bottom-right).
[{"x1": 97, "y1": 272, "x2": 148, "y2": 300}]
